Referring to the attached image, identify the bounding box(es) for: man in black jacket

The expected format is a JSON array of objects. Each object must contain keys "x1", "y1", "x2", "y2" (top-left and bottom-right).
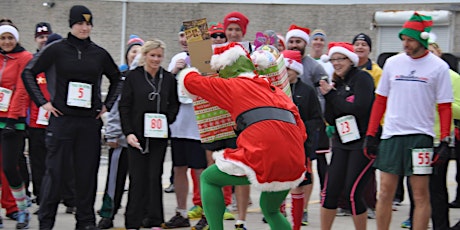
[{"x1": 22, "y1": 5, "x2": 120, "y2": 230}]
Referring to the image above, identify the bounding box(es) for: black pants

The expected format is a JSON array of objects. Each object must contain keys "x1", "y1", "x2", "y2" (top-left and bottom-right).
[
  {"x1": 99, "y1": 147, "x2": 128, "y2": 219},
  {"x1": 125, "y1": 138, "x2": 167, "y2": 229},
  {"x1": 39, "y1": 116, "x2": 102, "y2": 229},
  {"x1": 454, "y1": 136, "x2": 460, "y2": 202},
  {"x1": 28, "y1": 128, "x2": 48, "y2": 202},
  {"x1": 1, "y1": 129, "x2": 26, "y2": 188},
  {"x1": 429, "y1": 160, "x2": 450, "y2": 230},
  {"x1": 322, "y1": 147, "x2": 372, "y2": 215}
]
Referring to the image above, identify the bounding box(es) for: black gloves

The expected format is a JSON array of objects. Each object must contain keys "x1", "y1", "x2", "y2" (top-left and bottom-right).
[{"x1": 364, "y1": 135, "x2": 380, "y2": 160}]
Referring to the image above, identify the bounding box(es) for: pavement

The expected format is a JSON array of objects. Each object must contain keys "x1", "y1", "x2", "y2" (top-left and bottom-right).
[{"x1": 2, "y1": 148, "x2": 460, "y2": 230}]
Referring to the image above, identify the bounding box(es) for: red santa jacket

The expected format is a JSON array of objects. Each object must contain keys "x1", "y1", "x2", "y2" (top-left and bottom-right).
[{"x1": 180, "y1": 69, "x2": 307, "y2": 191}]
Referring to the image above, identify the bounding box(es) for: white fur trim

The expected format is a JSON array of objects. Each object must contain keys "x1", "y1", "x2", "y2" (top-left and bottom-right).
[
  {"x1": 210, "y1": 45, "x2": 248, "y2": 71},
  {"x1": 0, "y1": 25, "x2": 19, "y2": 42},
  {"x1": 327, "y1": 46, "x2": 359, "y2": 66},
  {"x1": 213, "y1": 151, "x2": 306, "y2": 192},
  {"x1": 284, "y1": 58, "x2": 304, "y2": 75},
  {"x1": 250, "y1": 50, "x2": 274, "y2": 70},
  {"x1": 238, "y1": 72, "x2": 257, "y2": 79},
  {"x1": 176, "y1": 67, "x2": 200, "y2": 100},
  {"x1": 321, "y1": 54, "x2": 330, "y2": 63},
  {"x1": 285, "y1": 29, "x2": 310, "y2": 45}
]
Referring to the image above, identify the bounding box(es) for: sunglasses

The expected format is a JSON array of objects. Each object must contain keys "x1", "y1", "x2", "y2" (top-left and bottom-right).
[{"x1": 211, "y1": 33, "x2": 226, "y2": 39}]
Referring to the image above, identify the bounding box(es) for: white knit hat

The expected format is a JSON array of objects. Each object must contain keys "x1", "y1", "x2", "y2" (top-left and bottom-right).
[{"x1": 0, "y1": 25, "x2": 19, "y2": 42}]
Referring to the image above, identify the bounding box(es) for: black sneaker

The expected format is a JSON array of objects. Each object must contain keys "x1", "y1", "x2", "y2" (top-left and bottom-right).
[
  {"x1": 66, "y1": 206, "x2": 77, "y2": 214},
  {"x1": 191, "y1": 216, "x2": 209, "y2": 230},
  {"x1": 161, "y1": 212, "x2": 190, "y2": 228},
  {"x1": 97, "y1": 218, "x2": 114, "y2": 229},
  {"x1": 15, "y1": 210, "x2": 30, "y2": 229},
  {"x1": 6, "y1": 211, "x2": 18, "y2": 220}
]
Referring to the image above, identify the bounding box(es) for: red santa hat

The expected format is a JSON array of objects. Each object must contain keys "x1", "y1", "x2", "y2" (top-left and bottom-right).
[
  {"x1": 208, "y1": 22, "x2": 225, "y2": 35},
  {"x1": 282, "y1": 50, "x2": 303, "y2": 75},
  {"x1": 285, "y1": 24, "x2": 310, "y2": 45},
  {"x1": 321, "y1": 42, "x2": 359, "y2": 67},
  {"x1": 223, "y1": 11, "x2": 249, "y2": 36},
  {"x1": 277, "y1": 34, "x2": 286, "y2": 50}
]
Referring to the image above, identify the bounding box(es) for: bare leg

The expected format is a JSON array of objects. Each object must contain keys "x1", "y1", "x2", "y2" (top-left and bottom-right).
[
  {"x1": 236, "y1": 185, "x2": 250, "y2": 221},
  {"x1": 351, "y1": 212, "x2": 368, "y2": 230},
  {"x1": 376, "y1": 171, "x2": 399, "y2": 230},
  {"x1": 320, "y1": 207, "x2": 336, "y2": 230},
  {"x1": 174, "y1": 166, "x2": 188, "y2": 209},
  {"x1": 409, "y1": 175, "x2": 430, "y2": 230}
]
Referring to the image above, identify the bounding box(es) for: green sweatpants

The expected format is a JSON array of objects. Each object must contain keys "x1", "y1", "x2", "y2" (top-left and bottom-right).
[{"x1": 200, "y1": 164, "x2": 291, "y2": 230}]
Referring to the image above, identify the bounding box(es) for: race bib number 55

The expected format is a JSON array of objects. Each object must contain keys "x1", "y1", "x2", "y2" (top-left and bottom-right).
[{"x1": 412, "y1": 148, "x2": 433, "y2": 175}]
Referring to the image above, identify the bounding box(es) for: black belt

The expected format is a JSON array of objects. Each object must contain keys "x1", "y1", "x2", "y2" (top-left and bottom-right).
[{"x1": 235, "y1": 106, "x2": 296, "y2": 132}]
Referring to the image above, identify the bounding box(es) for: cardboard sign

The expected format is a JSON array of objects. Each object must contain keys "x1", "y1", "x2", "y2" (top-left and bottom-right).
[{"x1": 188, "y1": 39, "x2": 215, "y2": 75}]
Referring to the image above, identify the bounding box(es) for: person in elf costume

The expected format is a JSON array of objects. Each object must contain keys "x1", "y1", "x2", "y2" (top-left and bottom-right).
[{"x1": 177, "y1": 42, "x2": 307, "y2": 230}]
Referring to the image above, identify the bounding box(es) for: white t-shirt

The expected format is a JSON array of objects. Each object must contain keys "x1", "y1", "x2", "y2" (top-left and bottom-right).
[
  {"x1": 376, "y1": 52, "x2": 453, "y2": 139},
  {"x1": 168, "y1": 52, "x2": 201, "y2": 140}
]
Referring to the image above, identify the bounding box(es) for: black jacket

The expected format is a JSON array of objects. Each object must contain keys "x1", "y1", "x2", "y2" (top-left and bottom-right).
[
  {"x1": 324, "y1": 67, "x2": 374, "y2": 149},
  {"x1": 119, "y1": 66, "x2": 180, "y2": 146},
  {"x1": 291, "y1": 78, "x2": 324, "y2": 159},
  {"x1": 22, "y1": 33, "x2": 120, "y2": 117}
]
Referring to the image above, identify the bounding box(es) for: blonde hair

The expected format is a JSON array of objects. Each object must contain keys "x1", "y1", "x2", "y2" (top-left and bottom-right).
[
  {"x1": 138, "y1": 38, "x2": 166, "y2": 66},
  {"x1": 429, "y1": 42, "x2": 442, "y2": 57}
]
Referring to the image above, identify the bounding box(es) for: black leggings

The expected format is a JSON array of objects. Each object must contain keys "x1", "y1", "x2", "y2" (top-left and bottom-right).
[
  {"x1": 321, "y1": 147, "x2": 373, "y2": 215},
  {"x1": 1, "y1": 129, "x2": 25, "y2": 187}
]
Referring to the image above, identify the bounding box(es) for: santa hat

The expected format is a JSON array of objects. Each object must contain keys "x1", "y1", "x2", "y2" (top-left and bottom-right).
[
  {"x1": 277, "y1": 34, "x2": 286, "y2": 50},
  {"x1": 321, "y1": 42, "x2": 359, "y2": 67},
  {"x1": 285, "y1": 24, "x2": 310, "y2": 45},
  {"x1": 282, "y1": 50, "x2": 303, "y2": 75},
  {"x1": 223, "y1": 11, "x2": 249, "y2": 36},
  {"x1": 399, "y1": 12, "x2": 433, "y2": 49},
  {"x1": 35, "y1": 22, "x2": 52, "y2": 38},
  {"x1": 0, "y1": 25, "x2": 19, "y2": 42},
  {"x1": 208, "y1": 22, "x2": 225, "y2": 35},
  {"x1": 210, "y1": 42, "x2": 256, "y2": 79}
]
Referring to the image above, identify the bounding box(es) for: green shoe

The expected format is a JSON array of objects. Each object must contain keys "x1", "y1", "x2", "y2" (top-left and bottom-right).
[
  {"x1": 188, "y1": 205, "x2": 203, "y2": 219},
  {"x1": 223, "y1": 208, "x2": 235, "y2": 220},
  {"x1": 301, "y1": 211, "x2": 309, "y2": 226}
]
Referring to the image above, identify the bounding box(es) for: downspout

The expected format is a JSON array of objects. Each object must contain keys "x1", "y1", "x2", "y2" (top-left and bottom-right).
[{"x1": 120, "y1": 0, "x2": 128, "y2": 65}]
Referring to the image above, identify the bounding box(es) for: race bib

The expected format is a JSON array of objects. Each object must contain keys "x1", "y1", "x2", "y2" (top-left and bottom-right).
[
  {"x1": 36, "y1": 107, "x2": 50, "y2": 125},
  {"x1": 177, "y1": 83, "x2": 193, "y2": 104},
  {"x1": 411, "y1": 148, "x2": 433, "y2": 175},
  {"x1": 0, "y1": 87, "x2": 12, "y2": 112},
  {"x1": 335, "y1": 115, "x2": 360, "y2": 143},
  {"x1": 67, "y1": 82, "x2": 92, "y2": 108},
  {"x1": 144, "y1": 113, "x2": 168, "y2": 138}
]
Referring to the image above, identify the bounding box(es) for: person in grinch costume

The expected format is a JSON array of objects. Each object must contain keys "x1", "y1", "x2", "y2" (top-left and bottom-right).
[{"x1": 177, "y1": 42, "x2": 307, "y2": 230}]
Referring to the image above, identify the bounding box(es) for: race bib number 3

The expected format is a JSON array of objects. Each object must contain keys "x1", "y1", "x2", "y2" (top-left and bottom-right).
[
  {"x1": 335, "y1": 115, "x2": 360, "y2": 143},
  {"x1": 412, "y1": 148, "x2": 433, "y2": 175},
  {"x1": 144, "y1": 113, "x2": 168, "y2": 138},
  {"x1": 67, "y1": 82, "x2": 92, "y2": 108},
  {"x1": 36, "y1": 107, "x2": 50, "y2": 125},
  {"x1": 0, "y1": 87, "x2": 13, "y2": 112}
]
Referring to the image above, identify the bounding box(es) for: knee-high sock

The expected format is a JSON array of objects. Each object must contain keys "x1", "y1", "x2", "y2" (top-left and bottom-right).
[
  {"x1": 11, "y1": 183, "x2": 28, "y2": 210},
  {"x1": 291, "y1": 192, "x2": 304, "y2": 230}
]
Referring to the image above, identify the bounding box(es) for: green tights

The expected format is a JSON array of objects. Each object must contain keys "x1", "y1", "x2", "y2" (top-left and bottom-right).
[{"x1": 200, "y1": 164, "x2": 291, "y2": 230}]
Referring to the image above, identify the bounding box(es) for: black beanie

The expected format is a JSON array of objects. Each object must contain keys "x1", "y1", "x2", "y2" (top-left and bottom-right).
[
  {"x1": 69, "y1": 5, "x2": 93, "y2": 28},
  {"x1": 352, "y1": 33, "x2": 372, "y2": 52}
]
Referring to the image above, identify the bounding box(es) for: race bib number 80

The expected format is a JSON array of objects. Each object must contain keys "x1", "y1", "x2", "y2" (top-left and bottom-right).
[{"x1": 144, "y1": 113, "x2": 168, "y2": 138}]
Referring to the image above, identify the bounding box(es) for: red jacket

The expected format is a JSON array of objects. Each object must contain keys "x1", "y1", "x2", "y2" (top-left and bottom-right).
[
  {"x1": 28, "y1": 72, "x2": 50, "y2": 128},
  {"x1": 0, "y1": 48, "x2": 32, "y2": 122}
]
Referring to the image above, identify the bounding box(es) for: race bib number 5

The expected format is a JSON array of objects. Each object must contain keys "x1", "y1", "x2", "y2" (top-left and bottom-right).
[
  {"x1": 67, "y1": 82, "x2": 92, "y2": 108},
  {"x1": 335, "y1": 115, "x2": 360, "y2": 143},
  {"x1": 144, "y1": 113, "x2": 168, "y2": 138},
  {"x1": 0, "y1": 87, "x2": 13, "y2": 112},
  {"x1": 411, "y1": 148, "x2": 433, "y2": 175}
]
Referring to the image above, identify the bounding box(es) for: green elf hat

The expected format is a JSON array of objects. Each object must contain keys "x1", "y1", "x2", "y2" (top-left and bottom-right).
[
  {"x1": 211, "y1": 42, "x2": 256, "y2": 79},
  {"x1": 399, "y1": 12, "x2": 433, "y2": 48}
]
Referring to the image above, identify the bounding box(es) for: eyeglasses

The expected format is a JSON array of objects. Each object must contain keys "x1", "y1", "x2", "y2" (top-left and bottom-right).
[
  {"x1": 330, "y1": 57, "x2": 348, "y2": 63},
  {"x1": 211, "y1": 33, "x2": 226, "y2": 39}
]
